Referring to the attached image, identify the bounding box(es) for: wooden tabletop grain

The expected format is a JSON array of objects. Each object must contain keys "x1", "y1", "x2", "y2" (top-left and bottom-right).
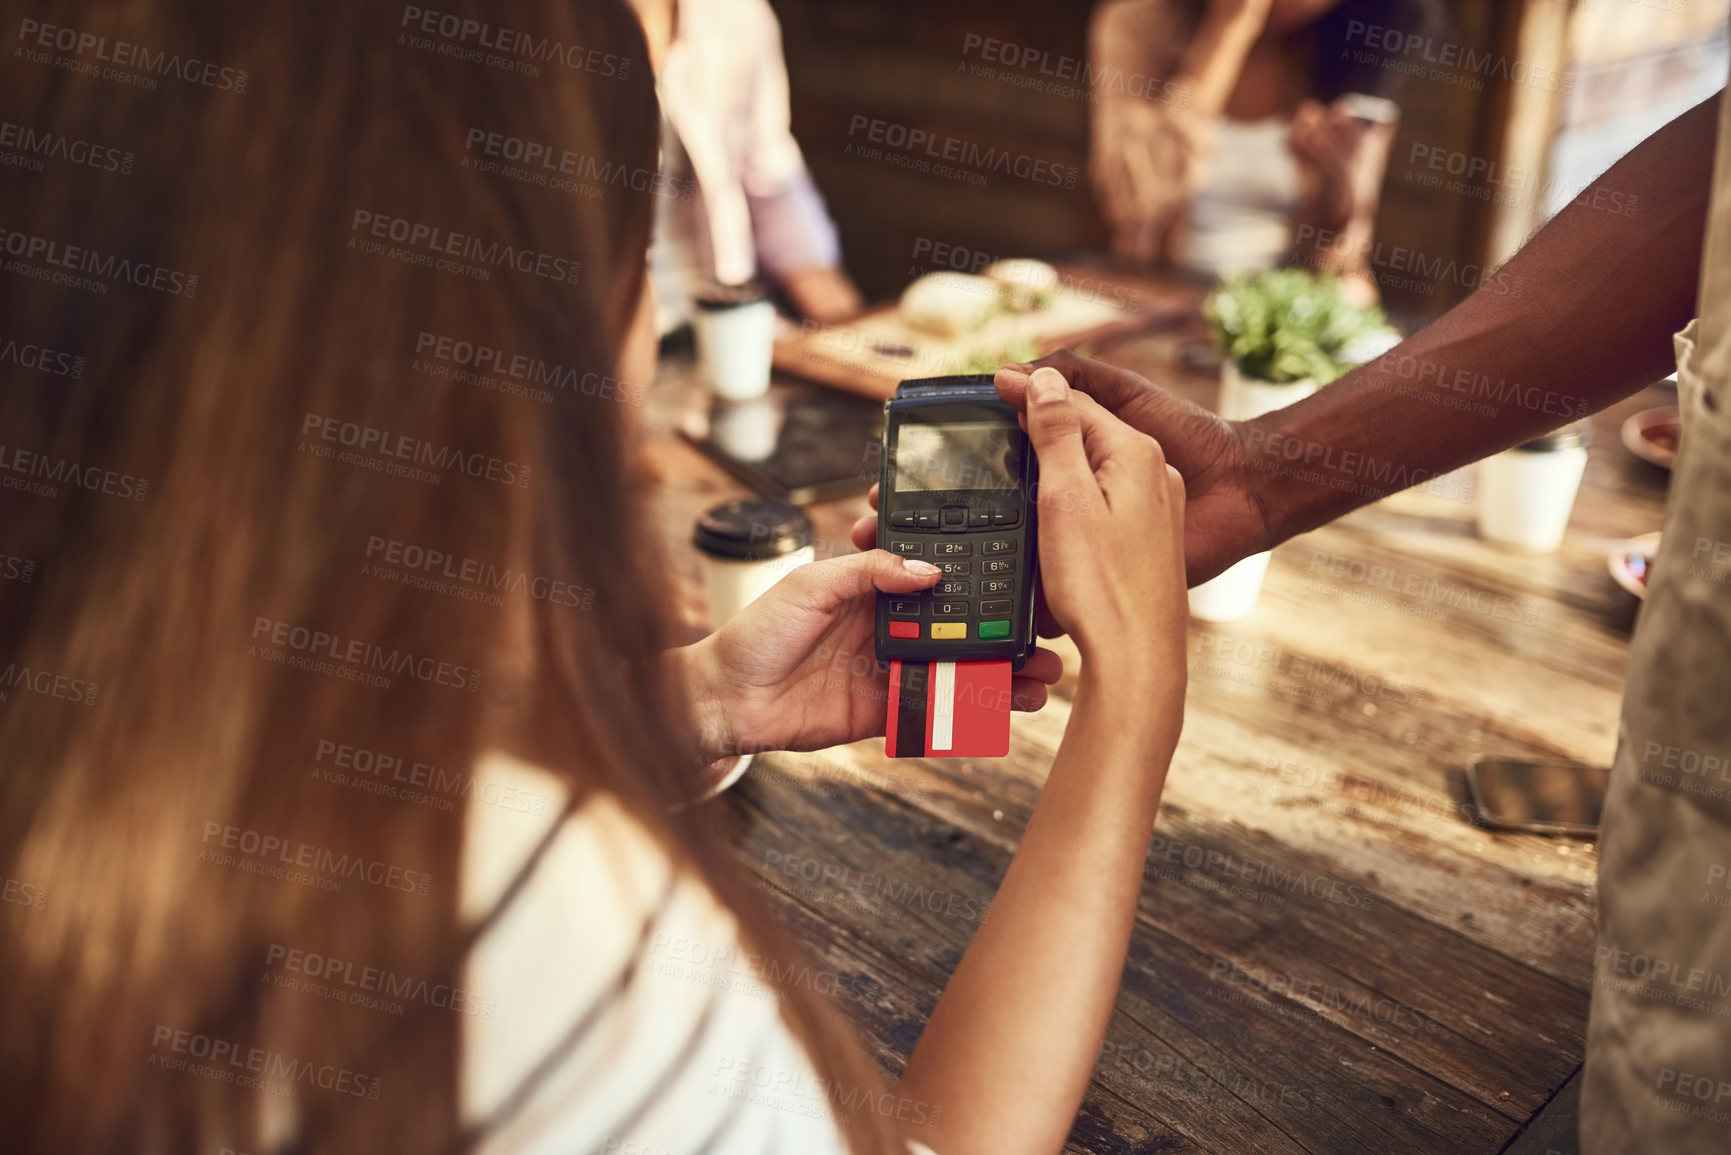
[{"x1": 641, "y1": 279, "x2": 1673, "y2": 1154}]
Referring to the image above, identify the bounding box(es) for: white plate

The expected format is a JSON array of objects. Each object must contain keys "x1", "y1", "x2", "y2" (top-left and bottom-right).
[{"x1": 1621, "y1": 407, "x2": 1679, "y2": 470}]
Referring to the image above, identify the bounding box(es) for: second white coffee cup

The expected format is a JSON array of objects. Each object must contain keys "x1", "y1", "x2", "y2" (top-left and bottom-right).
[
  {"x1": 693, "y1": 282, "x2": 776, "y2": 401},
  {"x1": 1477, "y1": 422, "x2": 1591, "y2": 553}
]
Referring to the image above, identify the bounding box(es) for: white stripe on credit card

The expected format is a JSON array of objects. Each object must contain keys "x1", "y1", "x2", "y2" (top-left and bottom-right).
[{"x1": 931, "y1": 661, "x2": 956, "y2": 751}]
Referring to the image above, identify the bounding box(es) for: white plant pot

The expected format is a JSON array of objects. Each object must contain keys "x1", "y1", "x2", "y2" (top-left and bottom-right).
[
  {"x1": 1187, "y1": 363, "x2": 1316, "y2": 622},
  {"x1": 1215, "y1": 360, "x2": 1317, "y2": 422}
]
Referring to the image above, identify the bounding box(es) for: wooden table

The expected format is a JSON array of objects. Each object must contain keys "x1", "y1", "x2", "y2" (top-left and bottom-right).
[{"x1": 641, "y1": 285, "x2": 1674, "y2": 1154}]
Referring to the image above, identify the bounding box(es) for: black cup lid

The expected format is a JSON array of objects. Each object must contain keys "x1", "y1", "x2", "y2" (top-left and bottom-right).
[
  {"x1": 1516, "y1": 419, "x2": 1593, "y2": 452},
  {"x1": 693, "y1": 279, "x2": 770, "y2": 310},
  {"x1": 693, "y1": 497, "x2": 813, "y2": 560}
]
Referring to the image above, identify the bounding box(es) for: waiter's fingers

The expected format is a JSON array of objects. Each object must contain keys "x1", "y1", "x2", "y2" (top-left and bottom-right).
[
  {"x1": 1010, "y1": 677, "x2": 1048, "y2": 713},
  {"x1": 850, "y1": 513, "x2": 876, "y2": 552},
  {"x1": 1018, "y1": 647, "x2": 1063, "y2": 686}
]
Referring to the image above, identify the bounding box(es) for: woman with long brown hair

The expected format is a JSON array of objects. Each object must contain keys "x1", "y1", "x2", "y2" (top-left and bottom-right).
[{"x1": 0, "y1": 2, "x2": 1189, "y2": 1152}]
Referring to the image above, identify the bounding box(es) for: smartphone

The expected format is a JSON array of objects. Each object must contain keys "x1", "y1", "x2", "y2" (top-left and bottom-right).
[
  {"x1": 1337, "y1": 92, "x2": 1400, "y2": 127},
  {"x1": 1466, "y1": 756, "x2": 1609, "y2": 837},
  {"x1": 874, "y1": 375, "x2": 1039, "y2": 668}
]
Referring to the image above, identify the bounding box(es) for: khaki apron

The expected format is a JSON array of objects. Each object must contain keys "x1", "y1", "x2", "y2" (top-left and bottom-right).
[{"x1": 1580, "y1": 96, "x2": 1731, "y2": 1151}]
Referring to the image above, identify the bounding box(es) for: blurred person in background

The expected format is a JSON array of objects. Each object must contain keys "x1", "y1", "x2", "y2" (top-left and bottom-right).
[
  {"x1": 1090, "y1": 0, "x2": 1443, "y2": 303},
  {"x1": 627, "y1": 0, "x2": 864, "y2": 333},
  {"x1": 0, "y1": 3, "x2": 1188, "y2": 1154}
]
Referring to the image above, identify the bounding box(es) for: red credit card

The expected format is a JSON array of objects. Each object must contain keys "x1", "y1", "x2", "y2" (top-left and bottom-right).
[{"x1": 886, "y1": 659, "x2": 1012, "y2": 758}]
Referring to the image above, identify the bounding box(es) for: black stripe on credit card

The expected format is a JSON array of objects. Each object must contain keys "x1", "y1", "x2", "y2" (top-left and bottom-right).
[{"x1": 895, "y1": 660, "x2": 928, "y2": 758}]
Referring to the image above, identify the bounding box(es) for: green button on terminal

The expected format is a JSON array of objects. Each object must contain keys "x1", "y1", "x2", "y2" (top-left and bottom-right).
[{"x1": 977, "y1": 619, "x2": 1011, "y2": 639}]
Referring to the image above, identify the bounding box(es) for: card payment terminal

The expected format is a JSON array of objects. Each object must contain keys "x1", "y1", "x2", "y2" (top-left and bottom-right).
[{"x1": 874, "y1": 376, "x2": 1039, "y2": 757}]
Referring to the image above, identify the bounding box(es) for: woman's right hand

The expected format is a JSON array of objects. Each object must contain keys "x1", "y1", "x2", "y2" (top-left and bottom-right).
[{"x1": 997, "y1": 366, "x2": 1189, "y2": 682}]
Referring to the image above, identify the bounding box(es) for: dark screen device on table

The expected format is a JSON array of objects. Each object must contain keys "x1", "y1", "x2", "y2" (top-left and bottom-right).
[
  {"x1": 874, "y1": 375, "x2": 1039, "y2": 668},
  {"x1": 683, "y1": 379, "x2": 883, "y2": 504},
  {"x1": 1465, "y1": 756, "x2": 1608, "y2": 837}
]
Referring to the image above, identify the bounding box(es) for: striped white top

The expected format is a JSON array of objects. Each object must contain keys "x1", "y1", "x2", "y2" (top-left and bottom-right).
[{"x1": 460, "y1": 753, "x2": 935, "y2": 1155}]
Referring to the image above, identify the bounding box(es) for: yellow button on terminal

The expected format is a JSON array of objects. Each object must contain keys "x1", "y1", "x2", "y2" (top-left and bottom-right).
[{"x1": 930, "y1": 622, "x2": 967, "y2": 640}]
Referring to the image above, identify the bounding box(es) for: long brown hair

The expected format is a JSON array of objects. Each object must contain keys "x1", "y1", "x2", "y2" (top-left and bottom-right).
[{"x1": 0, "y1": 2, "x2": 901, "y2": 1151}]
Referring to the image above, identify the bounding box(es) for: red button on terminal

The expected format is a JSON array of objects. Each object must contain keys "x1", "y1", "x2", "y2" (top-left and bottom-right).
[{"x1": 887, "y1": 621, "x2": 920, "y2": 639}]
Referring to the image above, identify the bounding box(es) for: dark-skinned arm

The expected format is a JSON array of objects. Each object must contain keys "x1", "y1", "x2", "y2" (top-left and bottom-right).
[
  {"x1": 1256, "y1": 91, "x2": 1714, "y2": 543},
  {"x1": 1003, "y1": 92, "x2": 1719, "y2": 584}
]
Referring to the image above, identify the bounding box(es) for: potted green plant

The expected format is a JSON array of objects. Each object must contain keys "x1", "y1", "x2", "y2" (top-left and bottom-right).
[
  {"x1": 1190, "y1": 270, "x2": 1394, "y2": 622},
  {"x1": 1204, "y1": 269, "x2": 1391, "y2": 421}
]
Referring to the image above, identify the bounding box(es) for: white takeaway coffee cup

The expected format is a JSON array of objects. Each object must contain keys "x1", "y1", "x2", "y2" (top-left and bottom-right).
[
  {"x1": 1477, "y1": 422, "x2": 1591, "y2": 554},
  {"x1": 693, "y1": 281, "x2": 776, "y2": 401},
  {"x1": 692, "y1": 497, "x2": 816, "y2": 628}
]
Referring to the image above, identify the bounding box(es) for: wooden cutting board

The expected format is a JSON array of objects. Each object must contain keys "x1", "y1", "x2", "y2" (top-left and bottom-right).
[{"x1": 772, "y1": 264, "x2": 1192, "y2": 399}]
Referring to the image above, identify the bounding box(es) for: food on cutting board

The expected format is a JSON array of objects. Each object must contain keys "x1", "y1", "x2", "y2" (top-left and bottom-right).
[
  {"x1": 898, "y1": 259, "x2": 1065, "y2": 337},
  {"x1": 984, "y1": 259, "x2": 1059, "y2": 311},
  {"x1": 963, "y1": 339, "x2": 1039, "y2": 374},
  {"x1": 898, "y1": 272, "x2": 1002, "y2": 337}
]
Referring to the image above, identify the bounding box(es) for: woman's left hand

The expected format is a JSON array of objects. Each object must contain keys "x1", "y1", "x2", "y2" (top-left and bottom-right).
[{"x1": 680, "y1": 549, "x2": 1062, "y2": 759}]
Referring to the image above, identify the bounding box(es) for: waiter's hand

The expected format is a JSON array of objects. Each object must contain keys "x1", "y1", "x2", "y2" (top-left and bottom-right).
[
  {"x1": 997, "y1": 353, "x2": 1272, "y2": 586},
  {"x1": 680, "y1": 550, "x2": 1062, "y2": 758},
  {"x1": 852, "y1": 354, "x2": 1271, "y2": 589}
]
